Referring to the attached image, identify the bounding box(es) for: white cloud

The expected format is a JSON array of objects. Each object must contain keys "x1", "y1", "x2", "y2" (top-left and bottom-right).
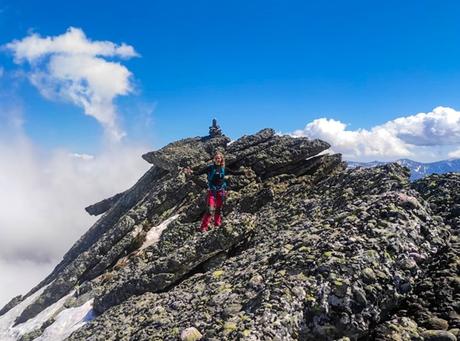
[
  {"x1": 383, "y1": 106, "x2": 460, "y2": 146},
  {"x1": 0, "y1": 102, "x2": 24, "y2": 132},
  {"x1": 448, "y1": 148, "x2": 460, "y2": 159},
  {"x1": 0, "y1": 126, "x2": 150, "y2": 307},
  {"x1": 4, "y1": 27, "x2": 139, "y2": 141},
  {"x1": 70, "y1": 153, "x2": 94, "y2": 161},
  {"x1": 292, "y1": 106, "x2": 460, "y2": 162},
  {"x1": 0, "y1": 135, "x2": 149, "y2": 262},
  {"x1": 5, "y1": 27, "x2": 137, "y2": 63},
  {"x1": 292, "y1": 118, "x2": 413, "y2": 161},
  {"x1": 0, "y1": 260, "x2": 54, "y2": 308}
]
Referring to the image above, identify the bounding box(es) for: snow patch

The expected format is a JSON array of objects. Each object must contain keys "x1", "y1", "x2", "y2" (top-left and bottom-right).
[
  {"x1": 35, "y1": 299, "x2": 94, "y2": 341},
  {"x1": 0, "y1": 284, "x2": 94, "y2": 341},
  {"x1": 10, "y1": 291, "x2": 74, "y2": 340},
  {"x1": 305, "y1": 148, "x2": 334, "y2": 161},
  {"x1": 140, "y1": 214, "x2": 179, "y2": 251},
  {"x1": 0, "y1": 284, "x2": 49, "y2": 340}
]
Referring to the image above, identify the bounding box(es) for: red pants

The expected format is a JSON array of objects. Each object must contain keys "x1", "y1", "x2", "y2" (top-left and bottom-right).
[{"x1": 200, "y1": 190, "x2": 225, "y2": 231}]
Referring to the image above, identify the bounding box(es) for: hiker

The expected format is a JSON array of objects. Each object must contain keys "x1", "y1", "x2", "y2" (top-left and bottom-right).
[
  {"x1": 200, "y1": 151, "x2": 227, "y2": 232},
  {"x1": 182, "y1": 151, "x2": 249, "y2": 232}
]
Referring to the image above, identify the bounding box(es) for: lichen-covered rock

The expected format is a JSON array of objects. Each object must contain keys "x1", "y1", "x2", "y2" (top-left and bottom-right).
[
  {"x1": 142, "y1": 135, "x2": 230, "y2": 170},
  {"x1": 421, "y1": 330, "x2": 457, "y2": 341},
  {"x1": 85, "y1": 192, "x2": 124, "y2": 216},
  {"x1": 180, "y1": 327, "x2": 203, "y2": 341},
  {"x1": 373, "y1": 316, "x2": 421, "y2": 340},
  {"x1": 227, "y1": 134, "x2": 331, "y2": 178},
  {"x1": 413, "y1": 173, "x2": 460, "y2": 232},
  {"x1": 371, "y1": 173, "x2": 460, "y2": 340},
  {"x1": 0, "y1": 295, "x2": 23, "y2": 316},
  {"x1": 2, "y1": 127, "x2": 459, "y2": 341},
  {"x1": 68, "y1": 163, "x2": 448, "y2": 340}
]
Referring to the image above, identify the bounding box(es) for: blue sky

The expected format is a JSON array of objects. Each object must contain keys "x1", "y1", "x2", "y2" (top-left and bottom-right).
[{"x1": 2, "y1": 0, "x2": 460, "y2": 156}]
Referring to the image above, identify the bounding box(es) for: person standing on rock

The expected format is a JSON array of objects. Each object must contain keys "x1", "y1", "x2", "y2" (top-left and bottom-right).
[
  {"x1": 200, "y1": 151, "x2": 227, "y2": 232},
  {"x1": 183, "y1": 149, "x2": 249, "y2": 232}
]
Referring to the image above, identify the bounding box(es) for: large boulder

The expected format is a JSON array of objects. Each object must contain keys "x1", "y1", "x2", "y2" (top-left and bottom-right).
[{"x1": 142, "y1": 136, "x2": 230, "y2": 171}]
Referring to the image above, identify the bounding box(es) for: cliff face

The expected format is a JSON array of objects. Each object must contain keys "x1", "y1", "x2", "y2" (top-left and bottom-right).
[{"x1": 0, "y1": 128, "x2": 458, "y2": 341}]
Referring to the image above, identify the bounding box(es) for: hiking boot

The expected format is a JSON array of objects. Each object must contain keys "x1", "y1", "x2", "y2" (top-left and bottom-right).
[{"x1": 214, "y1": 214, "x2": 222, "y2": 227}]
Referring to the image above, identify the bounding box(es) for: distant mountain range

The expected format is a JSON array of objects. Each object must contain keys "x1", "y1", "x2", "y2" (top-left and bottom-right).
[{"x1": 347, "y1": 158, "x2": 460, "y2": 180}]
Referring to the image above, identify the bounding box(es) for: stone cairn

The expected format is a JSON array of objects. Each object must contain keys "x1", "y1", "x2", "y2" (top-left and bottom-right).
[{"x1": 209, "y1": 118, "x2": 223, "y2": 137}]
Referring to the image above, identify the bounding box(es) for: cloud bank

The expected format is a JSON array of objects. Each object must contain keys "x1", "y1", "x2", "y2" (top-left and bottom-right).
[
  {"x1": 0, "y1": 126, "x2": 150, "y2": 307},
  {"x1": 0, "y1": 73, "x2": 151, "y2": 308},
  {"x1": 292, "y1": 106, "x2": 460, "y2": 162},
  {"x1": 5, "y1": 27, "x2": 138, "y2": 141},
  {"x1": 448, "y1": 148, "x2": 460, "y2": 159}
]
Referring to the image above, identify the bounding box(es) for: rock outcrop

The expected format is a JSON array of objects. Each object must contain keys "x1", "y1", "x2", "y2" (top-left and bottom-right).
[
  {"x1": 85, "y1": 192, "x2": 125, "y2": 216},
  {"x1": 0, "y1": 125, "x2": 459, "y2": 341},
  {"x1": 372, "y1": 174, "x2": 460, "y2": 340}
]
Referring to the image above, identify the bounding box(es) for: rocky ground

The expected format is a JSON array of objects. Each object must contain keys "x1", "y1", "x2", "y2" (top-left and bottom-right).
[{"x1": 1, "y1": 127, "x2": 459, "y2": 340}]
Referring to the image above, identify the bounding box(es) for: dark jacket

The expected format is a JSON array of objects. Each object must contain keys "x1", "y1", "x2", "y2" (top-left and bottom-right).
[
  {"x1": 206, "y1": 164, "x2": 246, "y2": 191},
  {"x1": 206, "y1": 164, "x2": 226, "y2": 191}
]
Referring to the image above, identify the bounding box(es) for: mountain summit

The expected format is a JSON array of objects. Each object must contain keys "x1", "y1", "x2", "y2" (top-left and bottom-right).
[{"x1": 0, "y1": 126, "x2": 459, "y2": 340}]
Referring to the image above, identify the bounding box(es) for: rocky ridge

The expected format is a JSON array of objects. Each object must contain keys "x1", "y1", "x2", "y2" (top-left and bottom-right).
[{"x1": 0, "y1": 126, "x2": 458, "y2": 340}]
